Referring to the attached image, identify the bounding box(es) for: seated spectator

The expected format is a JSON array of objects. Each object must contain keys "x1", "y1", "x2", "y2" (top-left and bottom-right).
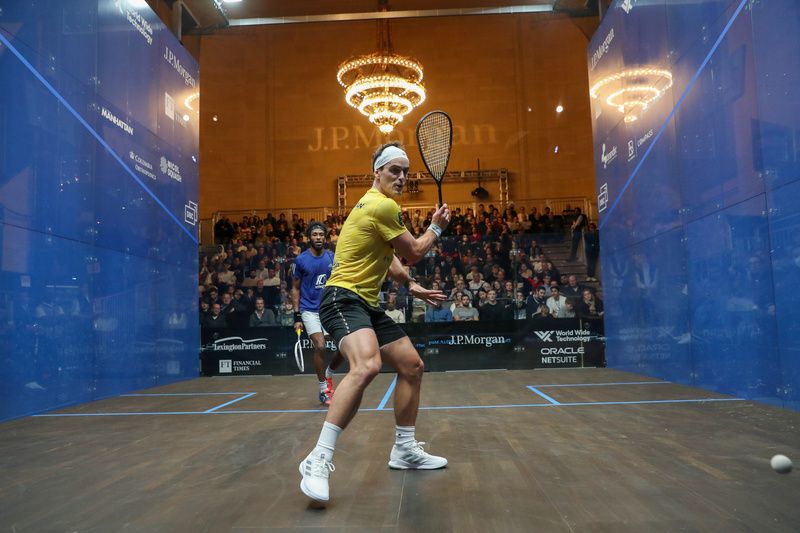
[
  {"x1": 577, "y1": 289, "x2": 604, "y2": 318},
  {"x1": 467, "y1": 270, "x2": 483, "y2": 292},
  {"x1": 425, "y1": 300, "x2": 453, "y2": 322},
  {"x1": 453, "y1": 294, "x2": 479, "y2": 321},
  {"x1": 512, "y1": 291, "x2": 527, "y2": 320},
  {"x1": 526, "y1": 286, "x2": 548, "y2": 318},
  {"x1": 219, "y1": 293, "x2": 243, "y2": 327},
  {"x1": 199, "y1": 300, "x2": 210, "y2": 323},
  {"x1": 474, "y1": 288, "x2": 488, "y2": 309},
  {"x1": 450, "y1": 279, "x2": 472, "y2": 301},
  {"x1": 241, "y1": 270, "x2": 259, "y2": 288},
  {"x1": 249, "y1": 297, "x2": 276, "y2": 327},
  {"x1": 563, "y1": 298, "x2": 577, "y2": 318},
  {"x1": 385, "y1": 295, "x2": 406, "y2": 324},
  {"x1": 561, "y1": 275, "x2": 584, "y2": 299},
  {"x1": 277, "y1": 299, "x2": 296, "y2": 326},
  {"x1": 531, "y1": 304, "x2": 551, "y2": 319},
  {"x1": 547, "y1": 286, "x2": 569, "y2": 318},
  {"x1": 202, "y1": 303, "x2": 227, "y2": 329},
  {"x1": 479, "y1": 289, "x2": 511, "y2": 321}
]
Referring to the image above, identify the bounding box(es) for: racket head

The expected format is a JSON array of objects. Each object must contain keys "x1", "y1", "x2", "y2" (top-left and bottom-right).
[
  {"x1": 415, "y1": 111, "x2": 453, "y2": 186},
  {"x1": 294, "y1": 329, "x2": 305, "y2": 372}
]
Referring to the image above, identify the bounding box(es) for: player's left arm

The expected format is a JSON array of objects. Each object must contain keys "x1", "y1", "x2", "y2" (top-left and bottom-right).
[{"x1": 387, "y1": 255, "x2": 446, "y2": 306}]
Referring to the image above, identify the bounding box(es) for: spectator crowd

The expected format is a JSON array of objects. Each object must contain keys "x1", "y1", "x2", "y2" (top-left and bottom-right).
[{"x1": 200, "y1": 203, "x2": 603, "y2": 330}]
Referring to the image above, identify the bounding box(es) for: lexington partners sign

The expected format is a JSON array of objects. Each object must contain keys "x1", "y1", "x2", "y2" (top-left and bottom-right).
[{"x1": 201, "y1": 318, "x2": 604, "y2": 376}]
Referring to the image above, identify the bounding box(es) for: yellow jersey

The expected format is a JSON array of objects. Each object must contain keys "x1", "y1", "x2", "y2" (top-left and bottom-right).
[{"x1": 327, "y1": 188, "x2": 407, "y2": 306}]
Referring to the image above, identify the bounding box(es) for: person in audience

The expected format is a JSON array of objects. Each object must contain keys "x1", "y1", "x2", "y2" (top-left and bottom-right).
[
  {"x1": 584, "y1": 223, "x2": 600, "y2": 282},
  {"x1": 199, "y1": 300, "x2": 210, "y2": 323},
  {"x1": 526, "y1": 286, "x2": 548, "y2": 319},
  {"x1": 425, "y1": 300, "x2": 453, "y2": 322},
  {"x1": 568, "y1": 207, "x2": 587, "y2": 262},
  {"x1": 512, "y1": 291, "x2": 527, "y2": 320},
  {"x1": 202, "y1": 302, "x2": 227, "y2": 329},
  {"x1": 577, "y1": 288, "x2": 604, "y2": 318},
  {"x1": 563, "y1": 298, "x2": 577, "y2": 318},
  {"x1": 532, "y1": 303, "x2": 551, "y2": 319},
  {"x1": 277, "y1": 299, "x2": 296, "y2": 327},
  {"x1": 384, "y1": 293, "x2": 406, "y2": 324},
  {"x1": 546, "y1": 286, "x2": 569, "y2": 318},
  {"x1": 249, "y1": 297, "x2": 276, "y2": 327},
  {"x1": 242, "y1": 269, "x2": 259, "y2": 288},
  {"x1": 453, "y1": 293, "x2": 479, "y2": 321},
  {"x1": 561, "y1": 275, "x2": 584, "y2": 299},
  {"x1": 479, "y1": 289, "x2": 511, "y2": 321}
]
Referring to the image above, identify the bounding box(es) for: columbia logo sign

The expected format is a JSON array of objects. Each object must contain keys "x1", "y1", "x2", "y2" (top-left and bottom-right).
[
  {"x1": 219, "y1": 360, "x2": 232, "y2": 373},
  {"x1": 535, "y1": 331, "x2": 554, "y2": 342}
]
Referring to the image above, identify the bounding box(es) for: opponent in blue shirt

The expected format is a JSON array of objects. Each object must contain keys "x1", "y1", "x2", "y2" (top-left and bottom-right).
[{"x1": 292, "y1": 222, "x2": 344, "y2": 406}]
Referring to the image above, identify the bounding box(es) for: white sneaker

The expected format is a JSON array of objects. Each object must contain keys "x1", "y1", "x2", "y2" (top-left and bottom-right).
[
  {"x1": 299, "y1": 449, "x2": 335, "y2": 502},
  {"x1": 388, "y1": 441, "x2": 448, "y2": 470}
]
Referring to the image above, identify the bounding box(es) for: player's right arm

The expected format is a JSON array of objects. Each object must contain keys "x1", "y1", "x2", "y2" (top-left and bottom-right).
[
  {"x1": 291, "y1": 277, "x2": 303, "y2": 331},
  {"x1": 390, "y1": 204, "x2": 451, "y2": 264}
]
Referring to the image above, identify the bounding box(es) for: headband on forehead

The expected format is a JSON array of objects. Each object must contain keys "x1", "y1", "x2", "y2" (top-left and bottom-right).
[{"x1": 373, "y1": 146, "x2": 409, "y2": 172}]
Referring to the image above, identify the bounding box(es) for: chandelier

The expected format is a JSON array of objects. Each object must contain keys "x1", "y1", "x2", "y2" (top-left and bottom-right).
[
  {"x1": 336, "y1": 16, "x2": 425, "y2": 134},
  {"x1": 589, "y1": 67, "x2": 673, "y2": 124}
]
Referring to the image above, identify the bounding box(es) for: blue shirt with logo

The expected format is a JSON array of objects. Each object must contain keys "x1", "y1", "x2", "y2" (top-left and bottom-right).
[{"x1": 293, "y1": 249, "x2": 334, "y2": 312}]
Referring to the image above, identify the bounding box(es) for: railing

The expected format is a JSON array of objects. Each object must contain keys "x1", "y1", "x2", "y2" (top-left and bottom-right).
[{"x1": 203, "y1": 196, "x2": 596, "y2": 245}]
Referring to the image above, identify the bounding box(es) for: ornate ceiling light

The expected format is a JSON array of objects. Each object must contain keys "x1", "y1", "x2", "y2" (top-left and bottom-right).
[
  {"x1": 336, "y1": 13, "x2": 425, "y2": 134},
  {"x1": 590, "y1": 67, "x2": 673, "y2": 124}
]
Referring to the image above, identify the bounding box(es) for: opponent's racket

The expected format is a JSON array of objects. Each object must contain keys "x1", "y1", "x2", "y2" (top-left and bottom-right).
[
  {"x1": 294, "y1": 328, "x2": 305, "y2": 372},
  {"x1": 416, "y1": 111, "x2": 453, "y2": 206}
]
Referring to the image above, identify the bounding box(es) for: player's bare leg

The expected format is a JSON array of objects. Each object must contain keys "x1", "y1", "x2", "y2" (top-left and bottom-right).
[
  {"x1": 325, "y1": 328, "x2": 382, "y2": 428},
  {"x1": 380, "y1": 336, "x2": 447, "y2": 470}
]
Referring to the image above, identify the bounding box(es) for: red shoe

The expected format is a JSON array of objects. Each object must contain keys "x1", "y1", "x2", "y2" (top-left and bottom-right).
[
  {"x1": 326, "y1": 376, "x2": 334, "y2": 396},
  {"x1": 319, "y1": 390, "x2": 332, "y2": 407}
]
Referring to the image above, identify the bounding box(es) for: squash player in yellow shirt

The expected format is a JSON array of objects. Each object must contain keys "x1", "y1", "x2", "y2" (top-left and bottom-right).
[{"x1": 299, "y1": 142, "x2": 451, "y2": 504}]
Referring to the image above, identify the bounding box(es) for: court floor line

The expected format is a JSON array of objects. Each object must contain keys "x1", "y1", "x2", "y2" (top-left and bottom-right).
[
  {"x1": 535, "y1": 381, "x2": 669, "y2": 388},
  {"x1": 205, "y1": 392, "x2": 257, "y2": 413},
  {"x1": 0, "y1": 30, "x2": 198, "y2": 244},
  {"x1": 527, "y1": 386, "x2": 561, "y2": 405},
  {"x1": 377, "y1": 375, "x2": 398, "y2": 410},
  {"x1": 31, "y1": 397, "x2": 745, "y2": 417},
  {"x1": 121, "y1": 392, "x2": 254, "y2": 397},
  {"x1": 598, "y1": 0, "x2": 750, "y2": 229}
]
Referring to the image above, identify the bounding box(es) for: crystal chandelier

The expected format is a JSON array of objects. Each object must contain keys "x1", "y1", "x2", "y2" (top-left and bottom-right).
[{"x1": 336, "y1": 16, "x2": 425, "y2": 134}]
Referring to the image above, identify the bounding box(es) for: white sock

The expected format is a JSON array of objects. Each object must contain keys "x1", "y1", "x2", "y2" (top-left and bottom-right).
[
  {"x1": 314, "y1": 421, "x2": 342, "y2": 460},
  {"x1": 325, "y1": 366, "x2": 334, "y2": 379},
  {"x1": 319, "y1": 380, "x2": 327, "y2": 393},
  {"x1": 395, "y1": 425, "x2": 415, "y2": 447}
]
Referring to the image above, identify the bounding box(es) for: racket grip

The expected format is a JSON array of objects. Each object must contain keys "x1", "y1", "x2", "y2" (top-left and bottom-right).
[{"x1": 438, "y1": 188, "x2": 443, "y2": 208}]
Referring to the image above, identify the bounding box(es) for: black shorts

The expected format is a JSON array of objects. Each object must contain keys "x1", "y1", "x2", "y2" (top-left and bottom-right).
[{"x1": 319, "y1": 286, "x2": 406, "y2": 348}]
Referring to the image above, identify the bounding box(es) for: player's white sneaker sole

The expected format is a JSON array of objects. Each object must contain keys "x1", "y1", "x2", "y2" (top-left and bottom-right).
[
  {"x1": 388, "y1": 441, "x2": 448, "y2": 470},
  {"x1": 299, "y1": 451, "x2": 335, "y2": 502}
]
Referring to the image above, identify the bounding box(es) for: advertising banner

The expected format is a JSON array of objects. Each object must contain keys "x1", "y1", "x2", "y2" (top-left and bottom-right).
[{"x1": 201, "y1": 319, "x2": 605, "y2": 376}]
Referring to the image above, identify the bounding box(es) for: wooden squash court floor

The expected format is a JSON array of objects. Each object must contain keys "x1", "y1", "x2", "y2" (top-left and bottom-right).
[{"x1": 1, "y1": 368, "x2": 798, "y2": 532}]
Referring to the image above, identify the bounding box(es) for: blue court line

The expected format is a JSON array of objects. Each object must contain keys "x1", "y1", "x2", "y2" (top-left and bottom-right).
[
  {"x1": 377, "y1": 375, "x2": 398, "y2": 410},
  {"x1": 205, "y1": 392, "x2": 257, "y2": 413},
  {"x1": 31, "y1": 398, "x2": 745, "y2": 417},
  {"x1": 419, "y1": 398, "x2": 744, "y2": 410},
  {"x1": 598, "y1": 0, "x2": 749, "y2": 230},
  {"x1": 534, "y1": 381, "x2": 669, "y2": 388},
  {"x1": 0, "y1": 30, "x2": 198, "y2": 244},
  {"x1": 527, "y1": 386, "x2": 561, "y2": 405},
  {"x1": 121, "y1": 392, "x2": 254, "y2": 397}
]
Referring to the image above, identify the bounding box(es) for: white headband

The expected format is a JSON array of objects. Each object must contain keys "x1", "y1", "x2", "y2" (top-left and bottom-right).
[{"x1": 373, "y1": 146, "x2": 409, "y2": 172}]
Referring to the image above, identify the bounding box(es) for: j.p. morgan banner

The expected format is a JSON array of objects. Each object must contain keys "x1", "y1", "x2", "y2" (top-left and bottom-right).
[{"x1": 201, "y1": 318, "x2": 604, "y2": 376}]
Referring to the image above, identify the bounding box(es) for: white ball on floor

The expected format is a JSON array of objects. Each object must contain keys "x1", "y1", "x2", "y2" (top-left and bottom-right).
[{"x1": 770, "y1": 454, "x2": 793, "y2": 474}]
